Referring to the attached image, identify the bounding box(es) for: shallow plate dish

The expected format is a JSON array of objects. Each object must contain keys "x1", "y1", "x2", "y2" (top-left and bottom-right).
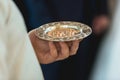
[{"x1": 35, "y1": 21, "x2": 92, "y2": 41}]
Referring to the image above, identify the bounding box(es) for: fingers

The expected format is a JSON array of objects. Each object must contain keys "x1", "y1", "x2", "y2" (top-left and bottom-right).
[
  {"x1": 56, "y1": 42, "x2": 70, "y2": 60},
  {"x1": 69, "y1": 40, "x2": 81, "y2": 55},
  {"x1": 49, "y1": 42, "x2": 58, "y2": 59},
  {"x1": 48, "y1": 40, "x2": 81, "y2": 62}
]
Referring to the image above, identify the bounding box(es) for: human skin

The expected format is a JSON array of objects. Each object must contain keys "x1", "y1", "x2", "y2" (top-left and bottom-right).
[
  {"x1": 92, "y1": 15, "x2": 109, "y2": 35},
  {"x1": 29, "y1": 30, "x2": 81, "y2": 64}
]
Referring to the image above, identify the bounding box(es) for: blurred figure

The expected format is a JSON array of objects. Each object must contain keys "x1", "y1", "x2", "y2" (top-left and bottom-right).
[
  {"x1": 14, "y1": 0, "x2": 110, "y2": 80},
  {"x1": 90, "y1": 0, "x2": 120, "y2": 80}
]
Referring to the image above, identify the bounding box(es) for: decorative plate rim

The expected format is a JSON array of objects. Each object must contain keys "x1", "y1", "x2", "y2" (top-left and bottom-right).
[{"x1": 35, "y1": 21, "x2": 92, "y2": 42}]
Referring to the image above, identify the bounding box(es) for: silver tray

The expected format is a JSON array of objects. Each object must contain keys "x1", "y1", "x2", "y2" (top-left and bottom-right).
[{"x1": 35, "y1": 21, "x2": 92, "y2": 41}]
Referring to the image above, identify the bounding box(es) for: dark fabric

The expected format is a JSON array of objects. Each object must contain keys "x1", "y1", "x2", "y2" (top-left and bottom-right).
[
  {"x1": 14, "y1": 0, "x2": 108, "y2": 30},
  {"x1": 83, "y1": 0, "x2": 108, "y2": 25},
  {"x1": 14, "y1": 0, "x2": 108, "y2": 80}
]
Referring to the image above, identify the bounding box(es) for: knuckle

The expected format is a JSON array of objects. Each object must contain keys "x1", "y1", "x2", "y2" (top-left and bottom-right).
[
  {"x1": 70, "y1": 51, "x2": 76, "y2": 56},
  {"x1": 61, "y1": 53, "x2": 69, "y2": 59},
  {"x1": 72, "y1": 52, "x2": 77, "y2": 55},
  {"x1": 65, "y1": 54, "x2": 69, "y2": 58},
  {"x1": 64, "y1": 53, "x2": 69, "y2": 58}
]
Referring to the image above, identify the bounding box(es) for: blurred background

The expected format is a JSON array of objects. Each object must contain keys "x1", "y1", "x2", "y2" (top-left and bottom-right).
[{"x1": 13, "y1": 0, "x2": 118, "y2": 80}]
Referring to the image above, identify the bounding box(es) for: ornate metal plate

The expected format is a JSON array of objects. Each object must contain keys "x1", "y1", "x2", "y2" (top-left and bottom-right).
[{"x1": 35, "y1": 21, "x2": 92, "y2": 41}]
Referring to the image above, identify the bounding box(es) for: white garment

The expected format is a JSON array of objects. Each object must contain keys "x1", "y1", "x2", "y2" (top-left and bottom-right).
[
  {"x1": 0, "y1": 0, "x2": 44, "y2": 80},
  {"x1": 90, "y1": 0, "x2": 120, "y2": 80}
]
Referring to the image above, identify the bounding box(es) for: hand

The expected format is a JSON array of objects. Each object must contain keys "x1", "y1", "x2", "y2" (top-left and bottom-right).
[
  {"x1": 29, "y1": 29, "x2": 81, "y2": 64},
  {"x1": 92, "y1": 15, "x2": 109, "y2": 35}
]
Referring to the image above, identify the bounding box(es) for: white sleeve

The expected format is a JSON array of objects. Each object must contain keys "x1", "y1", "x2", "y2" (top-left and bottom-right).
[
  {"x1": 0, "y1": 1, "x2": 11, "y2": 80},
  {"x1": 0, "y1": 0, "x2": 44, "y2": 80},
  {"x1": 0, "y1": 34, "x2": 8, "y2": 80},
  {"x1": 0, "y1": 21, "x2": 9, "y2": 80}
]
